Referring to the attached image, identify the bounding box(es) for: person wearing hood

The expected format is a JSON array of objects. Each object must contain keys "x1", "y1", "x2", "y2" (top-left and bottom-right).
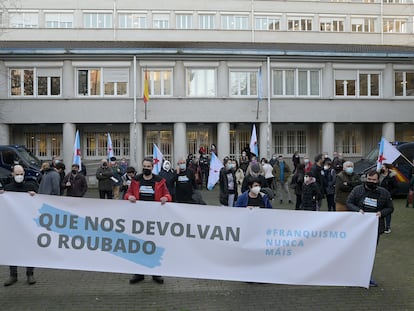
[
  {"x1": 1, "y1": 165, "x2": 38, "y2": 286},
  {"x1": 235, "y1": 177, "x2": 272, "y2": 209},
  {"x1": 379, "y1": 164, "x2": 397, "y2": 233},
  {"x1": 159, "y1": 160, "x2": 176, "y2": 201},
  {"x1": 301, "y1": 171, "x2": 322, "y2": 211}
]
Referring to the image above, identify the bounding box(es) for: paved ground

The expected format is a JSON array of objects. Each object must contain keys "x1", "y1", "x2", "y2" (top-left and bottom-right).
[{"x1": 1, "y1": 188, "x2": 413, "y2": 311}]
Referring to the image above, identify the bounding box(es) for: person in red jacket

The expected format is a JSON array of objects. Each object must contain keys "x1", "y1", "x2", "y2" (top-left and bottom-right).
[{"x1": 124, "y1": 157, "x2": 171, "y2": 285}]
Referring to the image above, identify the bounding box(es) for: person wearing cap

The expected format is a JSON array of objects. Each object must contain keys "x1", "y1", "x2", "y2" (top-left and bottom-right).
[
  {"x1": 96, "y1": 158, "x2": 115, "y2": 199},
  {"x1": 241, "y1": 161, "x2": 267, "y2": 193},
  {"x1": 62, "y1": 164, "x2": 88, "y2": 197}
]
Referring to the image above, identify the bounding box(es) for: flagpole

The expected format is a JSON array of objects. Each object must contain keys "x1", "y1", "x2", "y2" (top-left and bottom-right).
[{"x1": 399, "y1": 152, "x2": 414, "y2": 168}]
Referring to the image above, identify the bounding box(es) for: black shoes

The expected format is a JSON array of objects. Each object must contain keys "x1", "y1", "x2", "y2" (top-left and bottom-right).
[
  {"x1": 129, "y1": 274, "x2": 164, "y2": 284},
  {"x1": 152, "y1": 276, "x2": 164, "y2": 284},
  {"x1": 27, "y1": 275, "x2": 36, "y2": 285},
  {"x1": 129, "y1": 274, "x2": 145, "y2": 284},
  {"x1": 4, "y1": 276, "x2": 17, "y2": 286}
]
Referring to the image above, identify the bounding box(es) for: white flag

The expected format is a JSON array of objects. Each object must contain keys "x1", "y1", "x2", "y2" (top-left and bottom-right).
[
  {"x1": 376, "y1": 137, "x2": 401, "y2": 171},
  {"x1": 249, "y1": 124, "x2": 258, "y2": 157},
  {"x1": 72, "y1": 130, "x2": 82, "y2": 172},
  {"x1": 152, "y1": 144, "x2": 163, "y2": 175},
  {"x1": 207, "y1": 152, "x2": 223, "y2": 191},
  {"x1": 107, "y1": 133, "x2": 114, "y2": 160}
]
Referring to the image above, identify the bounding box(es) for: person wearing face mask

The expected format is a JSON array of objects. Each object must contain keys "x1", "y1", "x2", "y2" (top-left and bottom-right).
[
  {"x1": 335, "y1": 161, "x2": 361, "y2": 212},
  {"x1": 125, "y1": 157, "x2": 171, "y2": 285},
  {"x1": 235, "y1": 177, "x2": 272, "y2": 209},
  {"x1": 219, "y1": 157, "x2": 238, "y2": 206},
  {"x1": 301, "y1": 171, "x2": 322, "y2": 211},
  {"x1": 241, "y1": 162, "x2": 267, "y2": 193},
  {"x1": 303, "y1": 155, "x2": 312, "y2": 173},
  {"x1": 159, "y1": 160, "x2": 176, "y2": 201},
  {"x1": 62, "y1": 164, "x2": 88, "y2": 197},
  {"x1": 173, "y1": 158, "x2": 197, "y2": 204},
  {"x1": 239, "y1": 151, "x2": 250, "y2": 173},
  {"x1": 272, "y1": 155, "x2": 292, "y2": 205},
  {"x1": 346, "y1": 169, "x2": 394, "y2": 287},
  {"x1": 96, "y1": 159, "x2": 115, "y2": 199},
  {"x1": 1, "y1": 165, "x2": 38, "y2": 286},
  {"x1": 379, "y1": 164, "x2": 397, "y2": 233}
]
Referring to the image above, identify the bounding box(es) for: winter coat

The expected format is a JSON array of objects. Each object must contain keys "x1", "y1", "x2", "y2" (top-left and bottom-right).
[
  {"x1": 38, "y1": 168, "x2": 61, "y2": 195},
  {"x1": 62, "y1": 172, "x2": 88, "y2": 197},
  {"x1": 302, "y1": 177, "x2": 322, "y2": 211},
  {"x1": 235, "y1": 191, "x2": 273, "y2": 209},
  {"x1": 124, "y1": 174, "x2": 172, "y2": 202},
  {"x1": 335, "y1": 171, "x2": 361, "y2": 204},
  {"x1": 96, "y1": 166, "x2": 114, "y2": 191}
]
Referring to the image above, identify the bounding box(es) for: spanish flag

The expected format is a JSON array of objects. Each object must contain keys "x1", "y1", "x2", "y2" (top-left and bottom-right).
[
  {"x1": 143, "y1": 69, "x2": 150, "y2": 104},
  {"x1": 391, "y1": 167, "x2": 409, "y2": 183}
]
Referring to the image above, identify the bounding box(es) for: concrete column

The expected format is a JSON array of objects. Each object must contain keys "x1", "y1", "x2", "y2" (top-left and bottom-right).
[
  {"x1": 383, "y1": 63, "x2": 393, "y2": 98},
  {"x1": 129, "y1": 123, "x2": 143, "y2": 169},
  {"x1": 63, "y1": 60, "x2": 74, "y2": 98},
  {"x1": 382, "y1": 122, "x2": 395, "y2": 142},
  {"x1": 322, "y1": 122, "x2": 335, "y2": 158},
  {"x1": 0, "y1": 124, "x2": 10, "y2": 145},
  {"x1": 174, "y1": 61, "x2": 185, "y2": 97},
  {"x1": 217, "y1": 61, "x2": 228, "y2": 97},
  {"x1": 174, "y1": 122, "x2": 187, "y2": 165},
  {"x1": 217, "y1": 122, "x2": 230, "y2": 160},
  {"x1": 62, "y1": 123, "x2": 76, "y2": 172},
  {"x1": 259, "y1": 122, "x2": 270, "y2": 159}
]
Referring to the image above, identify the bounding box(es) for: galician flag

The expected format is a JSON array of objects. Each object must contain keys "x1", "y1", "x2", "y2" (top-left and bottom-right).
[
  {"x1": 72, "y1": 130, "x2": 82, "y2": 172},
  {"x1": 152, "y1": 143, "x2": 163, "y2": 175},
  {"x1": 107, "y1": 133, "x2": 114, "y2": 160},
  {"x1": 376, "y1": 137, "x2": 401, "y2": 171},
  {"x1": 207, "y1": 152, "x2": 224, "y2": 191},
  {"x1": 249, "y1": 124, "x2": 258, "y2": 157}
]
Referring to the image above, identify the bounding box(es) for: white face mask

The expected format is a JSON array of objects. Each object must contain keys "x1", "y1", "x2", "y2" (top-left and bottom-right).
[
  {"x1": 14, "y1": 175, "x2": 24, "y2": 183},
  {"x1": 324, "y1": 165, "x2": 329, "y2": 170},
  {"x1": 179, "y1": 163, "x2": 186, "y2": 170},
  {"x1": 304, "y1": 176, "x2": 310, "y2": 183},
  {"x1": 304, "y1": 159, "x2": 309, "y2": 164},
  {"x1": 251, "y1": 186, "x2": 261, "y2": 195}
]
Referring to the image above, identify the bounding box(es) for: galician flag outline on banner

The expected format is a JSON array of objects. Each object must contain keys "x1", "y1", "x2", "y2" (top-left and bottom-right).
[
  {"x1": 107, "y1": 133, "x2": 114, "y2": 160},
  {"x1": 152, "y1": 143, "x2": 163, "y2": 175},
  {"x1": 376, "y1": 137, "x2": 401, "y2": 171},
  {"x1": 207, "y1": 152, "x2": 223, "y2": 190},
  {"x1": 72, "y1": 130, "x2": 82, "y2": 172},
  {"x1": 249, "y1": 124, "x2": 258, "y2": 157}
]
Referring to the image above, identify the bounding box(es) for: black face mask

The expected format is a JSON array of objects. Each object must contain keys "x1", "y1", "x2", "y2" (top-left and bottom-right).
[
  {"x1": 71, "y1": 170, "x2": 77, "y2": 175},
  {"x1": 365, "y1": 181, "x2": 378, "y2": 191},
  {"x1": 143, "y1": 168, "x2": 152, "y2": 176}
]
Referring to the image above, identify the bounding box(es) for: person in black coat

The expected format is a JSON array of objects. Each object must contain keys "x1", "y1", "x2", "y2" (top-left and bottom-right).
[
  {"x1": 302, "y1": 171, "x2": 322, "y2": 211},
  {"x1": 379, "y1": 164, "x2": 398, "y2": 233},
  {"x1": 1, "y1": 165, "x2": 38, "y2": 286}
]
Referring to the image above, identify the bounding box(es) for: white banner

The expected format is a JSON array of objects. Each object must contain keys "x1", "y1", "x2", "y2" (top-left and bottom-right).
[{"x1": 0, "y1": 192, "x2": 378, "y2": 288}]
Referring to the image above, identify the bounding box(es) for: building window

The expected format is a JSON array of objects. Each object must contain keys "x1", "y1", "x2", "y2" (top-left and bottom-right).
[
  {"x1": 10, "y1": 68, "x2": 61, "y2": 97},
  {"x1": 255, "y1": 16, "x2": 280, "y2": 31},
  {"x1": 221, "y1": 15, "x2": 248, "y2": 30},
  {"x1": 395, "y1": 71, "x2": 414, "y2": 96},
  {"x1": 230, "y1": 70, "x2": 258, "y2": 96},
  {"x1": 186, "y1": 68, "x2": 216, "y2": 97},
  {"x1": 335, "y1": 70, "x2": 380, "y2": 97},
  {"x1": 25, "y1": 132, "x2": 62, "y2": 160},
  {"x1": 273, "y1": 69, "x2": 320, "y2": 97},
  {"x1": 230, "y1": 128, "x2": 250, "y2": 160},
  {"x1": 319, "y1": 17, "x2": 344, "y2": 32},
  {"x1": 77, "y1": 68, "x2": 128, "y2": 96},
  {"x1": 83, "y1": 12, "x2": 112, "y2": 28},
  {"x1": 273, "y1": 128, "x2": 307, "y2": 156},
  {"x1": 144, "y1": 69, "x2": 173, "y2": 96},
  {"x1": 153, "y1": 13, "x2": 170, "y2": 29},
  {"x1": 45, "y1": 12, "x2": 73, "y2": 28},
  {"x1": 85, "y1": 132, "x2": 129, "y2": 159},
  {"x1": 176, "y1": 14, "x2": 193, "y2": 29},
  {"x1": 118, "y1": 13, "x2": 146, "y2": 28},
  {"x1": 199, "y1": 14, "x2": 215, "y2": 29},
  {"x1": 383, "y1": 18, "x2": 407, "y2": 33},
  {"x1": 9, "y1": 12, "x2": 39, "y2": 28},
  {"x1": 351, "y1": 17, "x2": 376, "y2": 32},
  {"x1": 335, "y1": 128, "x2": 362, "y2": 156},
  {"x1": 383, "y1": 0, "x2": 408, "y2": 3},
  {"x1": 187, "y1": 128, "x2": 210, "y2": 157},
  {"x1": 145, "y1": 130, "x2": 173, "y2": 160},
  {"x1": 287, "y1": 17, "x2": 312, "y2": 31}
]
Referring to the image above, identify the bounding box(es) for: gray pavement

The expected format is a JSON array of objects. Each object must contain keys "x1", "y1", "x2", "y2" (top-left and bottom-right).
[{"x1": 1, "y1": 188, "x2": 413, "y2": 311}]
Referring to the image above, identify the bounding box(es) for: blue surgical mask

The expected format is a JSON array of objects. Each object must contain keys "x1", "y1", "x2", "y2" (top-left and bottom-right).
[{"x1": 345, "y1": 167, "x2": 353, "y2": 175}]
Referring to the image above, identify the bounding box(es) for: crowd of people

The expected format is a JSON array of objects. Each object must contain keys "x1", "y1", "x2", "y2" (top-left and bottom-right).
[{"x1": 1, "y1": 146, "x2": 409, "y2": 288}]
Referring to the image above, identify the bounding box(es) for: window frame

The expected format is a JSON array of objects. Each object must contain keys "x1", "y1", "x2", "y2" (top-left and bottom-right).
[
  {"x1": 186, "y1": 67, "x2": 217, "y2": 97},
  {"x1": 272, "y1": 68, "x2": 321, "y2": 97}
]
